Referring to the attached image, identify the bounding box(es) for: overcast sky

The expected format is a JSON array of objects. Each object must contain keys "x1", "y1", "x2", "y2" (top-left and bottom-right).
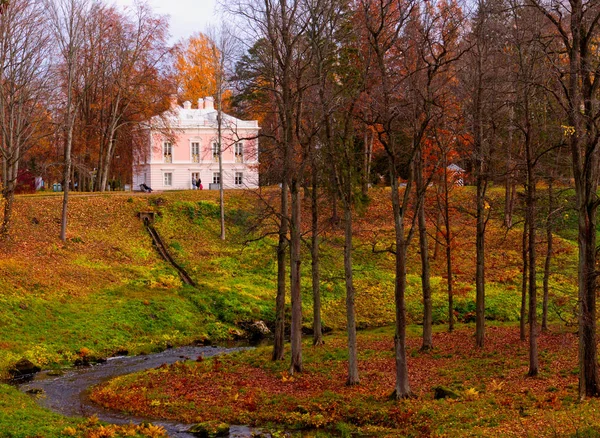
[{"x1": 111, "y1": 0, "x2": 219, "y2": 43}]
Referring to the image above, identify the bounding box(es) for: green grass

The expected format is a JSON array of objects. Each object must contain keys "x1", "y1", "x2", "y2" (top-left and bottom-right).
[
  {"x1": 0, "y1": 384, "x2": 81, "y2": 437},
  {"x1": 0, "y1": 284, "x2": 233, "y2": 372},
  {"x1": 0, "y1": 187, "x2": 585, "y2": 437},
  {"x1": 1, "y1": 187, "x2": 580, "y2": 373}
]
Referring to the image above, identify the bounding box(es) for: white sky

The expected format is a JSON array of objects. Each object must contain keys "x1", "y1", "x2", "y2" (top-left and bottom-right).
[{"x1": 111, "y1": 0, "x2": 219, "y2": 44}]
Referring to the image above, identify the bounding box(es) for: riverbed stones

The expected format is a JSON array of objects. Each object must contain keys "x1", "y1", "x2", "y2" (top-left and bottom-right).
[
  {"x1": 9, "y1": 358, "x2": 40, "y2": 377},
  {"x1": 250, "y1": 320, "x2": 270, "y2": 336},
  {"x1": 188, "y1": 422, "x2": 230, "y2": 437},
  {"x1": 238, "y1": 320, "x2": 271, "y2": 342},
  {"x1": 25, "y1": 388, "x2": 44, "y2": 396}
]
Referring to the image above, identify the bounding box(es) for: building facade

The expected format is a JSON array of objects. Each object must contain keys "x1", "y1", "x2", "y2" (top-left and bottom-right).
[{"x1": 133, "y1": 97, "x2": 259, "y2": 191}]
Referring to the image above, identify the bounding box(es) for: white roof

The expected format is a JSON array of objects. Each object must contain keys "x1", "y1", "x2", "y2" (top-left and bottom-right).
[
  {"x1": 447, "y1": 164, "x2": 465, "y2": 173},
  {"x1": 151, "y1": 101, "x2": 259, "y2": 130}
]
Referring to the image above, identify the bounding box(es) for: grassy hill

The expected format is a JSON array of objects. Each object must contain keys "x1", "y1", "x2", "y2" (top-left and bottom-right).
[
  {"x1": 0, "y1": 187, "x2": 580, "y2": 375},
  {"x1": 0, "y1": 186, "x2": 583, "y2": 437}
]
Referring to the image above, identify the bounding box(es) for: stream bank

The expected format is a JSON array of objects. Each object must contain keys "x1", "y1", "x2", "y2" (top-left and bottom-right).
[{"x1": 17, "y1": 345, "x2": 270, "y2": 437}]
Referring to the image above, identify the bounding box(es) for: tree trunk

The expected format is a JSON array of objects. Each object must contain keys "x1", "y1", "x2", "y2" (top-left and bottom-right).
[
  {"x1": 217, "y1": 109, "x2": 226, "y2": 241},
  {"x1": 311, "y1": 173, "x2": 323, "y2": 346},
  {"x1": 443, "y1": 161, "x2": 453, "y2": 332},
  {"x1": 289, "y1": 178, "x2": 302, "y2": 374},
  {"x1": 520, "y1": 214, "x2": 528, "y2": 341},
  {"x1": 475, "y1": 169, "x2": 486, "y2": 348},
  {"x1": 504, "y1": 109, "x2": 515, "y2": 229},
  {"x1": 526, "y1": 133, "x2": 538, "y2": 377},
  {"x1": 390, "y1": 168, "x2": 411, "y2": 399},
  {"x1": 503, "y1": 177, "x2": 516, "y2": 229},
  {"x1": 542, "y1": 180, "x2": 553, "y2": 332},
  {"x1": 331, "y1": 181, "x2": 339, "y2": 225},
  {"x1": 362, "y1": 128, "x2": 373, "y2": 197},
  {"x1": 416, "y1": 153, "x2": 432, "y2": 351},
  {"x1": 0, "y1": 157, "x2": 18, "y2": 237},
  {"x1": 433, "y1": 211, "x2": 442, "y2": 261},
  {"x1": 60, "y1": 124, "x2": 74, "y2": 242},
  {"x1": 78, "y1": 168, "x2": 84, "y2": 192},
  {"x1": 99, "y1": 129, "x2": 116, "y2": 192},
  {"x1": 1, "y1": 181, "x2": 16, "y2": 237},
  {"x1": 578, "y1": 200, "x2": 600, "y2": 397},
  {"x1": 474, "y1": 47, "x2": 486, "y2": 348},
  {"x1": 272, "y1": 181, "x2": 289, "y2": 361},
  {"x1": 343, "y1": 200, "x2": 359, "y2": 385},
  {"x1": 567, "y1": 0, "x2": 600, "y2": 398}
]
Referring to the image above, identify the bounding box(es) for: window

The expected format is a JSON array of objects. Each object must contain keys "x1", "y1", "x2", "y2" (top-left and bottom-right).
[
  {"x1": 213, "y1": 172, "x2": 220, "y2": 185},
  {"x1": 234, "y1": 142, "x2": 243, "y2": 163},
  {"x1": 163, "y1": 142, "x2": 172, "y2": 163},
  {"x1": 191, "y1": 142, "x2": 200, "y2": 163},
  {"x1": 235, "y1": 172, "x2": 243, "y2": 186},
  {"x1": 191, "y1": 172, "x2": 200, "y2": 188},
  {"x1": 164, "y1": 172, "x2": 172, "y2": 187},
  {"x1": 212, "y1": 142, "x2": 219, "y2": 162}
]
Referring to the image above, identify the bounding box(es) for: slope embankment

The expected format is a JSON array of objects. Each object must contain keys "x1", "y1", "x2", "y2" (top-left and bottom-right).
[
  {"x1": 0, "y1": 190, "x2": 275, "y2": 376},
  {"x1": 0, "y1": 187, "x2": 580, "y2": 377}
]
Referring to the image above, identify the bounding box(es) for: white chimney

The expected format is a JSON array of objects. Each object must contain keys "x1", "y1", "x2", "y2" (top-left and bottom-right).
[
  {"x1": 204, "y1": 96, "x2": 214, "y2": 110},
  {"x1": 183, "y1": 100, "x2": 192, "y2": 110},
  {"x1": 198, "y1": 98, "x2": 204, "y2": 109}
]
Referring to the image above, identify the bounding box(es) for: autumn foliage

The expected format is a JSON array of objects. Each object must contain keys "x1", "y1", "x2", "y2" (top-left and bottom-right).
[{"x1": 92, "y1": 326, "x2": 596, "y2": 437}]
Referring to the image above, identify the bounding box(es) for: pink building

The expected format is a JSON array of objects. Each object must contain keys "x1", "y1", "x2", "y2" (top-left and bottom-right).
[{"x1": 133, "y1": 97, "x2": 259, "y2": 191}]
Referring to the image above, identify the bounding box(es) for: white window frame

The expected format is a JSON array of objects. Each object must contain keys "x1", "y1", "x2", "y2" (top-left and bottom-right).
[
  {"x1": 163, "y1": 141, "x2": 172, "y2": 163},
  {"x1": 212, "y1": 142, "x2": 219, "y2": 162},
  {"x1": 234, "y1": 142, "x2": 243, "y2": 163},
  {"x1": 164, "y1": 172, "x2": 173, "y2": 187},
  {"x1": 213, "y1": 172, "x2": 220, "y2": 185},
  {"x1": 235, "y1": 172, "x2": 243, "y2": 186},
  {"x1": 191, "y1": 142, "x2": 200, "y2": 163}
]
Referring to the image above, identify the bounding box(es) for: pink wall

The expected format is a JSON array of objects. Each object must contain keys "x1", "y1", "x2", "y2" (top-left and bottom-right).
[{"x1": 150, "y1": 131, "x2": 257, "y2": 163}]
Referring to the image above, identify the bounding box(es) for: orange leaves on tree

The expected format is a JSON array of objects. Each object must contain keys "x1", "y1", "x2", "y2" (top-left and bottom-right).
[{"x1": 175, "y1": 33, "x2": 218, "y2": 103}]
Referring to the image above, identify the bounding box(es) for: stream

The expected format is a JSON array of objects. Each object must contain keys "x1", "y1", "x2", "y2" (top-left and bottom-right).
[{"x1": 17, "y1": 345, "x2": 268, "y2": 437}]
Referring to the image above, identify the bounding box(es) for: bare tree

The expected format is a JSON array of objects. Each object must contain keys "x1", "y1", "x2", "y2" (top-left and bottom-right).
[
  {"x1": 314, "y1": 0, "x2": 364, "y2": 382},
  {"x1": 407, "y1": 1, "x2": 465, "y2": 351},
  {"x1": 505, "y1": 0, "x2": 551, "y2": 375},
  {"x1": 227, "y1": 0, "x2": 311, "y2": 371},
  {"x1": 0, "y1": 0, "x2": 52, "y2": 237},
  {"x1": 207, "y1": 24, "x2": 239, "y2": 241},
  {"x1": 461, "y1": 0, "x2": 510, "y2": 347},
  {"x1": 94, "y1": 3, "x2": 169, "y2": 192},
  {"x1": 46, "y1": 0, "x2": 89, "y2": 242},
  {"x1": 530, "y1": 0, "x2": 600, "y2": 398},
  {"x1": 359, "y1": 0, "x2": 418, "y2": 398}
]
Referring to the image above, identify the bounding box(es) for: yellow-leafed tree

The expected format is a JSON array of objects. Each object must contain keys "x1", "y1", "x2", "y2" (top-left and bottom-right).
[{"x1": 175, "y1": 32, "x2": 218, "y2": 102}]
